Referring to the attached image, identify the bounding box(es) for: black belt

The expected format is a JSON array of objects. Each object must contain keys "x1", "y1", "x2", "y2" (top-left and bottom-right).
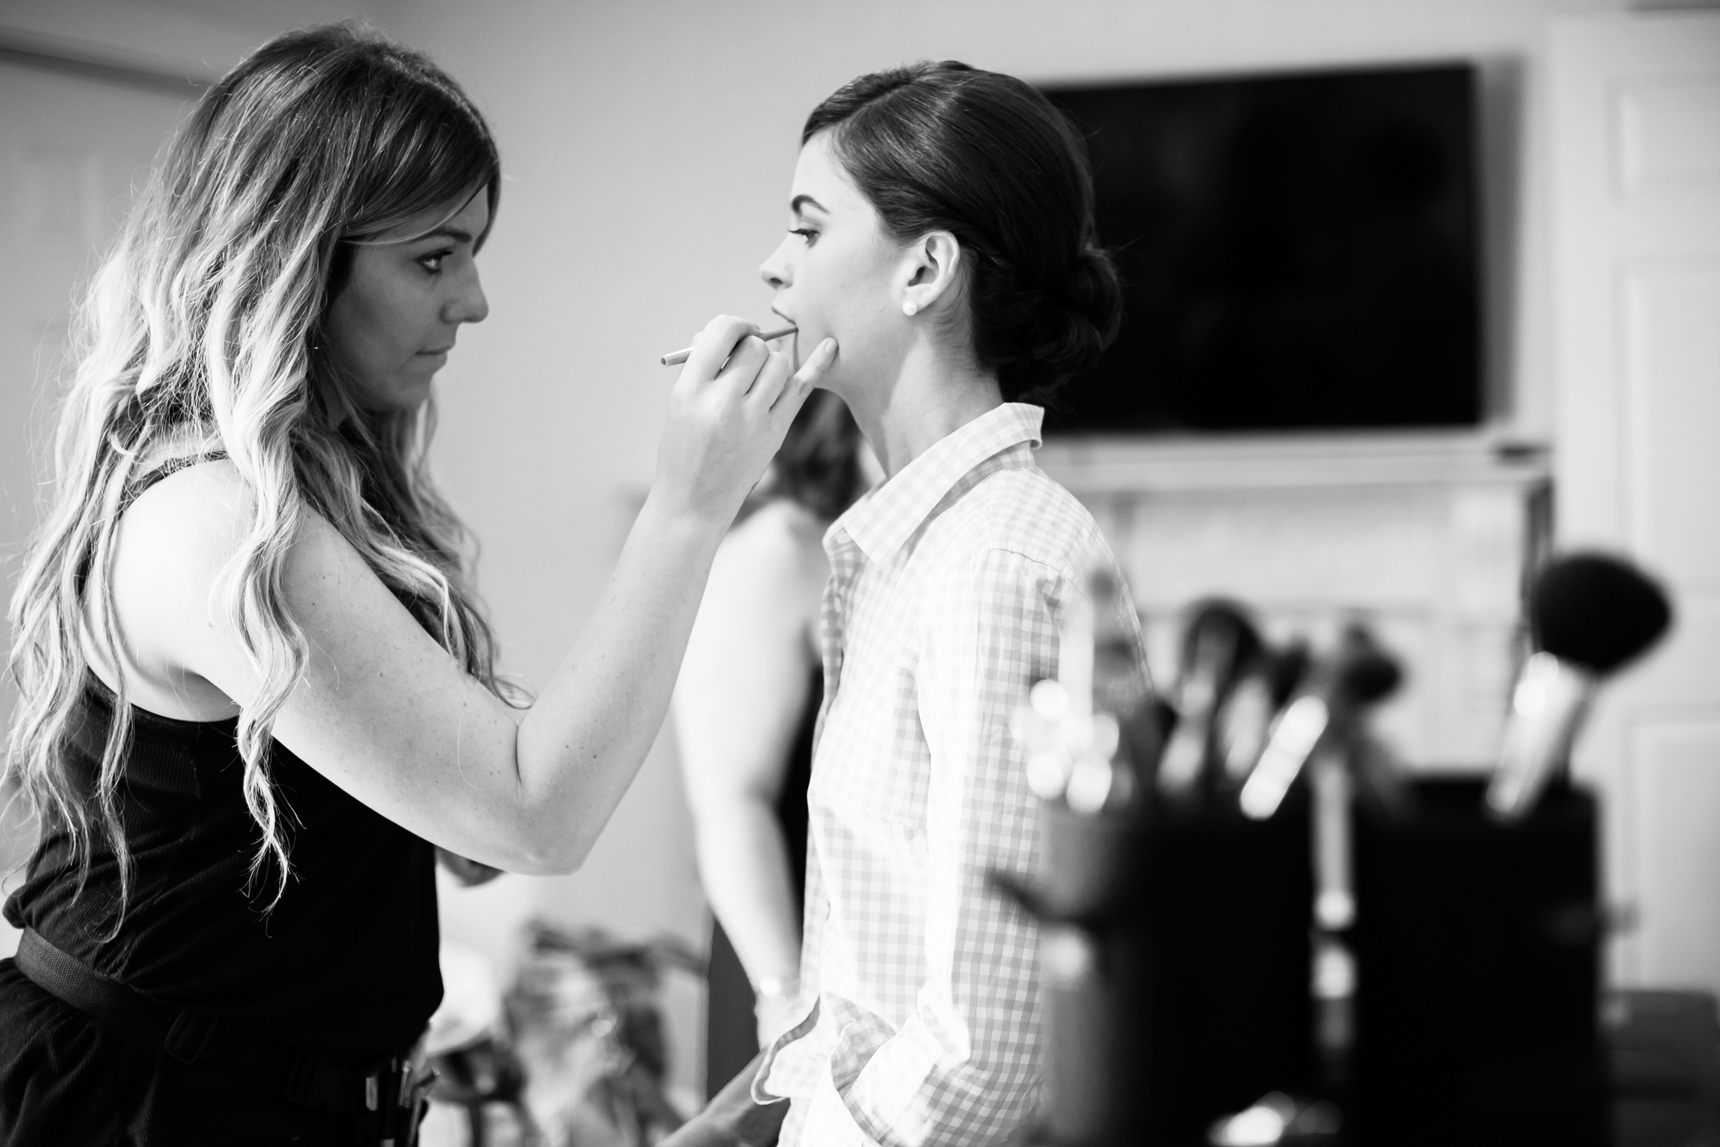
[{"x1": 15, "y1": 928, "x2": 427, "y2": 1133}]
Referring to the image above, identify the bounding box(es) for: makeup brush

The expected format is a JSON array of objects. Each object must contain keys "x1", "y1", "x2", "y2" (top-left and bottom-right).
[
  {"x1": 1239, "y1": 627, "x2": 1401, "y2": 821},
  {"x1": 659, "y1": 325, "x2": 798, "y2": 367},
  {"x1": 1218, "y1": 641, "x2": 1309, "y2": 787},
  {"x1": 1157, "y1": 600, "x2": 1260, "y2": 804},
  {"x1": 1485, "y1": 552, "x2": 1672, "y2": 821}
]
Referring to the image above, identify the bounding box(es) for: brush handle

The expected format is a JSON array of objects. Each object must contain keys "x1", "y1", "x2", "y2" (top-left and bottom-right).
[
  {"x1": 659, "y1": 325, "x2": 797, "y2": 366},
  {"x1": 1486, "y1": 653, "x2": 1593, "y2": 820},
  {"x1": 1240, "y1": 694, "x2": 1330, "y2": 820}
]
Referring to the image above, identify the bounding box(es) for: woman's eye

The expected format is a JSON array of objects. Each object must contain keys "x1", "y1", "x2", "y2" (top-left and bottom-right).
[
  {"x1": 788, "y1": 227, "x2": 818, "y2": 245},
  {"x1": 417, "y1": 251, "x2": 449, "y2": 273}
]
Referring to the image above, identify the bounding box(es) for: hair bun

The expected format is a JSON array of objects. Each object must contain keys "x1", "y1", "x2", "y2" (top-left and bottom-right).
[
  {"x1": 1059, "y1": 245, "x2": 1125, "y2": 345},
  {"x1": 1000, "y1": 245, "x2": 1123, "y2": 401}
]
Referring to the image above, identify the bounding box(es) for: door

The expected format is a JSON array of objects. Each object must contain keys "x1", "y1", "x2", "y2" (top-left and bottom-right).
[
  {"x1": 1550, "y1": 11, "x2": 1720, "y2": 996},
  {"x1": 0, "y1": 55, "x2": 194, "y2": 959}
]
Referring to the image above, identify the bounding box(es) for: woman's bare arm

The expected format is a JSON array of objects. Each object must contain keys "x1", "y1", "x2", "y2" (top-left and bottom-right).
[
  {"x1": 673, "y1": 501, "x2": 824, "y2": 993},
  {"x1": 114, "y1": 319, "x2": 836, "y2": 875}
]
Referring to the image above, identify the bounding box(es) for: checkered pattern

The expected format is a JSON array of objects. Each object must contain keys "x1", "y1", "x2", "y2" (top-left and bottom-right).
[{"x1": 752, "y1": 404, "x2": 1148, "y2": 1147}]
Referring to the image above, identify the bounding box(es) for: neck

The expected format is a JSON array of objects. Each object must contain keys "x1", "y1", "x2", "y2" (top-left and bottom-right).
[{"x1": 843, "y1": 338, "x2": 1004, "y2": 479}]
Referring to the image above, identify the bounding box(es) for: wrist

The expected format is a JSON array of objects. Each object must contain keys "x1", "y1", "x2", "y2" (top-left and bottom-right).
[
  {"x1": 636, "y1": 487, "x2": 730, "y2": 549},
  {"x1": 754, "y1": 978, "x2": 802, "y2": 1047}
]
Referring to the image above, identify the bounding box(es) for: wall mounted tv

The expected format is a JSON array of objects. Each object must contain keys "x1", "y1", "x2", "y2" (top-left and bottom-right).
[{"x1": 1040, "y1": 62, "x2": 1482, "y2": 435}]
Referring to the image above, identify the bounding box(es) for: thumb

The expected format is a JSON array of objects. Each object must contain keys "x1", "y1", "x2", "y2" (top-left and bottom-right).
[{"x1": 775, "y1": 338, "x2": 838, "y2": 412}]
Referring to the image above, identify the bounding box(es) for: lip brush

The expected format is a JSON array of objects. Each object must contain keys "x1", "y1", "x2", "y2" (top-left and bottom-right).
[{"x1": 659, "y1": 325, "x2": 798, "y2": 367}]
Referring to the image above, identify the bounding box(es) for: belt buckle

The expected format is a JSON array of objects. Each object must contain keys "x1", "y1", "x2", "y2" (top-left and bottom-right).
[
  {"x1": 163, "y1": 1012, "x2": 218, "y2": 1065},
  {"x1": 376, "y1": 1041, "x2": 437, "y2": 1147},
  {"x1": 401, "y1": 1065, "x2": 438, "y2": 1147}
]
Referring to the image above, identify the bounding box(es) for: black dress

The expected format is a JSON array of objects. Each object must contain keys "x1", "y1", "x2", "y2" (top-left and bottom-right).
[
  {"x1": 0, "y1": 680, "x2": 441, "y2": 1144},
  {"x1": 702, "y1": 670, "x2": 819, "y2": 1099}
]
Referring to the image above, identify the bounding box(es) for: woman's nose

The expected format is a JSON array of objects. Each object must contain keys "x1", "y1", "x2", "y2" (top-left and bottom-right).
[
  {"x1": 759, "y1": 240, "x2": 791, "y2": 290},
  {"x1": 447, "y1": 266, "x2": 490, "y2": 325}
]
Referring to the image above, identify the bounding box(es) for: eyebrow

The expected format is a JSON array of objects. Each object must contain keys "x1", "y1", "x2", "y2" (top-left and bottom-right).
[
  {"x1": 790, "y1": 194, "x2": 828, "y2": 217},
  {"x1": 418, "y1": 228, "x2": 475, "y2": 245}
]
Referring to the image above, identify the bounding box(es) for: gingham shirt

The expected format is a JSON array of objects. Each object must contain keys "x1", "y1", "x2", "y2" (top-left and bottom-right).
[{"x1": 754, "y1": 402, "x2": 1149, "y2": 1146}]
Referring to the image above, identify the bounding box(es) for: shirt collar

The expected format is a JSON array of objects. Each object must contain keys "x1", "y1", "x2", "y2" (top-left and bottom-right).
[{"x1": 832, "y1": 402, "x2": 1044, "y2": 566}]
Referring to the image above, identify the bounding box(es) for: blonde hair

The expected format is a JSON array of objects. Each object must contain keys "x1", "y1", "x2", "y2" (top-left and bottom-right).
[{"x1": 6, "y1": 24, "x2": 509, "y2": 927}]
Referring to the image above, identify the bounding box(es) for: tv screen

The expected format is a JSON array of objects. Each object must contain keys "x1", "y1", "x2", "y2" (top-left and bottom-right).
[{"x1": 1041, "y1": 63, "x2": 1482, "y2": 434}]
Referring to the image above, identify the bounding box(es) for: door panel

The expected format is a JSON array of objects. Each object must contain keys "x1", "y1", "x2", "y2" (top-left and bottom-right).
[
  {"x1": 1616, "y1": 77, "x2": 1720, "y2": 194},
  {"x1": 1551, "y1": 11, "x2": 1720, "y2": 994},
  {"x1": 1623, "y1": 262, "x2": 1720, "y2": 586},
  {"x1": 1633, "y1": 720, "x2": 1720, "y2": 989},
  {"x1": 0, "y1": 59, "x2": 191, "y2": 960}
]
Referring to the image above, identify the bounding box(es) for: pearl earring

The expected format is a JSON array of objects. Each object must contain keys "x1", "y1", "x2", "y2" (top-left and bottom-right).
[{"x1": 903, "y1": 300, "x2": 919, "y2": 317}]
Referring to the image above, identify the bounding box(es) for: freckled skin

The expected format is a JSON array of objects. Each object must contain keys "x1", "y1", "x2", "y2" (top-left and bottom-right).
[{"x1": 323, "y1": 189, "x2": 492, "y2": 412}]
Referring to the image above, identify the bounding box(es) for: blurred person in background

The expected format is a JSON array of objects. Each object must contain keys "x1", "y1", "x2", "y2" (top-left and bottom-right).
[
  {"x1": 0, "y1": 23, "x2": 831, "y2": 1145},
  {"x1": 673, "y1": 390, "x2": 871, "y2": 1101}
]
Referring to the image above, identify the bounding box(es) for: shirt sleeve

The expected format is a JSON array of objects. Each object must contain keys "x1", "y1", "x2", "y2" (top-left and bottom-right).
[{"x1": 795, "y1": 546, "x2": 1061, "y2": 1147}]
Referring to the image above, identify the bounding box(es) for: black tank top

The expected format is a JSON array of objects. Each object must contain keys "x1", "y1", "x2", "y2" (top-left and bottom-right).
[
  {"x1": 3, "y1": 457, "x2": 441, "y2": 1061},
  {"x1": 3, "y1": 684, "x2": 442, "y2": 1062},
  {"x1": 773, "y1": 669, "x2": 819, "y2": 906}
]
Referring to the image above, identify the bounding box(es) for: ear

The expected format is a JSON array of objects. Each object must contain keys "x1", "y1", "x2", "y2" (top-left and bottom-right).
[{"x1": 899, "y1": 230, "x2": 963, "y2": 317}]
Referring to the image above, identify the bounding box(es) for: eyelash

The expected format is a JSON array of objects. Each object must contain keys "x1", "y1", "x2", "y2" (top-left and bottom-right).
[
  {"x1": 417, "y1": 250, "x2": 452, "y2": 273},
  {"x1": 788, "y1": 227, "x2": 818, "y2": 245}
]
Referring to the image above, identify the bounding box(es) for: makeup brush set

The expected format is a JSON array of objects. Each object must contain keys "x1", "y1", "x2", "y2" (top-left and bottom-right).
[{"x1": 1004, "y1": 552, "x2": 1673, "y2": 1147}]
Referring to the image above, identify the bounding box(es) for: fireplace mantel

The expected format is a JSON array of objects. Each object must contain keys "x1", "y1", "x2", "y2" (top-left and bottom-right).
[
  {"x1": 1037, "y1": 430, "x2": 1552, "y2": 769},
  {"x1": 1037, "y1": 429, "x2": 1548, "y2": 494}
]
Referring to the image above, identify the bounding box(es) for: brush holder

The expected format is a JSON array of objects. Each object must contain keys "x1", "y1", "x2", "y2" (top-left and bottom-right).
[
  {"x1": 1034, "y1": 793, "x2": 1314, "y2": 1146},
  {"x1": 1350, "y1": 776, "x2": 1607, "y2": 1146}
]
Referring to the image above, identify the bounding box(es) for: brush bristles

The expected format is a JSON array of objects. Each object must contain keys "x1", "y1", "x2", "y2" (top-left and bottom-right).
[{"x1": 1530, "y1": 552, "x2": 1671, "y2": 674}]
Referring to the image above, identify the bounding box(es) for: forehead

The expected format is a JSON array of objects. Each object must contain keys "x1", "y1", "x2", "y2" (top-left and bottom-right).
[
  {"x1": 377, "y1": 184, "x2": 492, "y2": 243},
  {"x1": 790, "y1": 132, "x2": 867, "y2": 215}
]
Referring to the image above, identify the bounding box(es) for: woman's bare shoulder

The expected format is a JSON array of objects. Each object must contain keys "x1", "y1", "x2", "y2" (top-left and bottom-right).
[
  {"x1": 117, "y1": 459, "x2": 343, "y2": 607},
  {"x1": 116, "y1": 457, "x2": 257, "y2": 569},
  {"x1": 724, "y1": 499, "x2": 827, "y2": 568},
  {"x1": 121, "y1": 459, "x2": 361, "y2": 603},
  {"x1": 707, "y1": 500, "x2": 829, "y2": 620},
  {"x1": 98, "y1": 459, "x2": 256, "y2": 716},
  {"x1": 127, "y1": 454, "x2": 251, "y2": 524}
]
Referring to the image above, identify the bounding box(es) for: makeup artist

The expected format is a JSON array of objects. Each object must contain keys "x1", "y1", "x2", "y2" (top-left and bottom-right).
[{"x1": 0, "y1": 24, "x2": 832, "y2": 1146}]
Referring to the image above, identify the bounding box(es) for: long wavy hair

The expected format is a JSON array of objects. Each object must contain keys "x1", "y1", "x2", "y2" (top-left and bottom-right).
[{"x1": 5, "y1": 24, "x2": 508, "y2": 927}]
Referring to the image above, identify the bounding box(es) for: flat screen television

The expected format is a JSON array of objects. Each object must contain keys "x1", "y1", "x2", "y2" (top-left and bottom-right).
[{"x1": 1040, "y1": 63, "x2": 1482, "y2": 435}]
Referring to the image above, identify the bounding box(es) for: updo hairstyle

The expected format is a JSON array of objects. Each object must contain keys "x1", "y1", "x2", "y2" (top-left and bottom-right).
[{"x1": 803, "y1": 61, "x2": 1123, "y2": 402}]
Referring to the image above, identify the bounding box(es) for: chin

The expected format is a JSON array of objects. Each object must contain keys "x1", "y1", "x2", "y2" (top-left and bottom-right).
[{"x1": 355, "y1": 381, "x2": 432, "y2": 414}]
